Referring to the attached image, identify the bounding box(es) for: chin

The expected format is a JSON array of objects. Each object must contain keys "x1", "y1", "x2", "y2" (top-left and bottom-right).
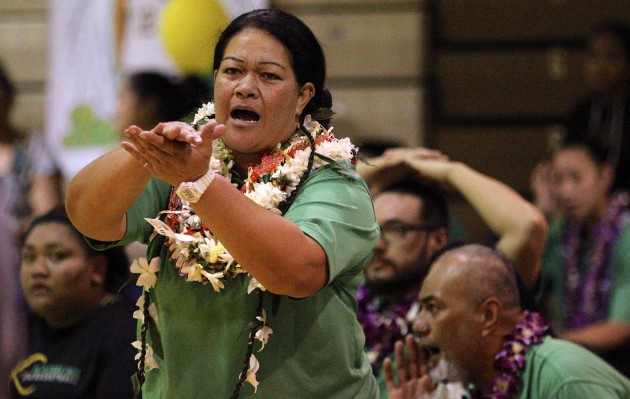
[
  {"x1": 365, "y1": 270, "x2": 395, "y2": 285},
  {"x1": 429, "y1": 355, "x2": 469, "y2": 385}
]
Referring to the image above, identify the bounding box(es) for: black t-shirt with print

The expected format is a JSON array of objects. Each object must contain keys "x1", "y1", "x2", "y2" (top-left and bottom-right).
[{"x1": 10, "y1": 298, "x2": 138, "y2": 399}]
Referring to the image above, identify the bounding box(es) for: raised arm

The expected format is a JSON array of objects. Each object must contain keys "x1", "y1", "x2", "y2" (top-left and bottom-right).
[
  {"x1": 376, "y1": 148, "x2": 548, "y2": 290},
  {"x1": 65, "y1": 145, "x2": 152, "y2": 242},
  {"x1": 118, "y1": 122, "x2": 336, "y2": 298}
]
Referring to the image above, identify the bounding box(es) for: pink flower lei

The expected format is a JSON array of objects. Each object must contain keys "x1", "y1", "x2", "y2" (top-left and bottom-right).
[
  {"x1": 356, "y1": 284, "x2": 418, "y2": 373},
  {"x1": 470, "y1": 311, "x2": 549, "y2": 399},
  {"x1": 562, "y1": 191, "x2": 630, "y2": 328}
]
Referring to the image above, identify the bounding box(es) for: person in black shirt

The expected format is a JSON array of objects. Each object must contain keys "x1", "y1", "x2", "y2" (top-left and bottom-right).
[{"x1": 10, "y1": 208, "x2": 137, "y2": 399}]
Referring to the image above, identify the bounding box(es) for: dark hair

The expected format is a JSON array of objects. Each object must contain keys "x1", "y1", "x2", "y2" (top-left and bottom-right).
[
  {"x1": 0, "y1": 60, "x2": 15, "y2": 102},
  {"x1": 589, "y1": 20, "x2": 630, "y2": 63},
  {"x1": 25, "y1": 207, "x2": 130, "y2": 294},
  {"x1": 212, "y1": 8, "x2": 331, "y2": 126},
  {"x1": 378, "y1": 181, "x2": 449, "y2": 228},
  {"x1": 0, "y1": 60, "x2": 23, "y2": 143},
  {"x1": 558, "y1": 138, "x2": 610, "y2": 167},
  {"x1": 128, "y1": 71, "x2": 211, "y2": 122}
]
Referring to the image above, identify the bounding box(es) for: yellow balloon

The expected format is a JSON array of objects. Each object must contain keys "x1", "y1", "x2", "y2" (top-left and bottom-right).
[{"x1": 159, "y1": 0, "x2": 229, "y2": 74}]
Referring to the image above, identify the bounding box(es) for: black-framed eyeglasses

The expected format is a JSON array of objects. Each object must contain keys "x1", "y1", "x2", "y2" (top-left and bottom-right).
[{"x1": 379, "y1": 220, "x2": 443, "y2": 244}]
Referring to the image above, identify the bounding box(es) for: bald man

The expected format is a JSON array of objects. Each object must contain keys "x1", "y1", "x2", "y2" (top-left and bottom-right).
[{"x1": 386, "y1": 244, "x2": 630, "y2": 399}]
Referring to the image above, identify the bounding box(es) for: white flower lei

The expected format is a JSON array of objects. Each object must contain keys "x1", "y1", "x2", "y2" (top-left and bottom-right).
[
  {"x1": 130, "y1": 102, "x2": 357, "y2": 392},
  {"x1": 144, "y1": 103, "x2": 355, "y2": 292}
]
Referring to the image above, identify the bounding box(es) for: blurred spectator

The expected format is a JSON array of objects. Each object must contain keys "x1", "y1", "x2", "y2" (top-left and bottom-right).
[
  {"x1": 386, "y1": 244, "x2": 630, "y2": 399},
  {"x1": 356, "y1": 148, "x2": 547, "y2": 398},
  {"x1": 538, "y1": 140, "x2": 630, "y2": 377},
  {"x1": 529, "y1": 157, "x2": 561, "y2": 222},
  {"x1": 115, "y1": 71, "x2": 211, "y2": 134},
  {"x1": 10, "y1": 207, "x2": 137, "y2": 399},
  {"x1": 565, "y1": 20, "x2": 630, "y2": 192},
  {"x1": 0, "y1": 61, "x2": 62, "y2": 399}
]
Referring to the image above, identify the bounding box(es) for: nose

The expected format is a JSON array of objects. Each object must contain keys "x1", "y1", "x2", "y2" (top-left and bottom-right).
[
  {"x1": 555, "y1": 179, "x2": 574, "y2": 202},
  {"x1": 413, "y1": 317, "x2": 431, "y2": 337},
  {"x1": 235, "y1": 73, "x2": 257, "y2": 99},
  {"x1": 23, "y1": 255, "x2": 51, "y2": 278},
  {"x1": 373, "y1": 234, "x2": 387, "y2": 252},
  {"x1": 413, "y1": 315, "x2": 435, "y2": 348}
]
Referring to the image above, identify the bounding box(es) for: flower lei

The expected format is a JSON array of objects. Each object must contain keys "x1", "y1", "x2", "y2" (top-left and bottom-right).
[
  {"x1": 562, "y1": 191, "x2": 630, "y2": 328},
  {"x1": 469, "y1": 311, "x2": 549, "y2": 399},
  {"x1": 356, "y1": 284, "x2": 419, "y2": 374},
  {"x1": 129, "y1": 102, "x2": 357, "y2": 396}
]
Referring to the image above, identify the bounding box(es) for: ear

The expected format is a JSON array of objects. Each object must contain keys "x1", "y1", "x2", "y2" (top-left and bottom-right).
[
  {"x1": 601, "y1": 164, "x2": 615, "y2": 192},
  {"x1": 427, "y1": 227, "x2": 448, "y2": 253},
  {"x1": 478, "y1": 296, "x2": 501, "y2": 337},
  {"x1": 87, "y1": 255, "x2": 107, "y2": 288},
  {"x1": 295, "y1": 82, "x2": 315, "y2": 117}
]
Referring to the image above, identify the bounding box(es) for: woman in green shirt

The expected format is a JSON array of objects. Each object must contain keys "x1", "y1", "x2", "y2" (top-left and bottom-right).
[{"x1": 66, "y1": 8, "x2": 379, "y2": 399}]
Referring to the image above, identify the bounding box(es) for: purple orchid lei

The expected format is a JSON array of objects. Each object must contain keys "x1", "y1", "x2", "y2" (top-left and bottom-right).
[
  {"x1": 469, "y1": 311, "x2": 549, "y2": 399},
  {"x1": 356, "y1": 284, "x2": 418, "y2": 374},
  {"x1": 562, "y1": 191, "x2": 629, "y2": 328}
]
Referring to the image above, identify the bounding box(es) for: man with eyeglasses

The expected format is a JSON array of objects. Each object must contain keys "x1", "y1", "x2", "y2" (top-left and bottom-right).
[{"x1": 356, "y1": 147, "x2": 547, "y2": 398}]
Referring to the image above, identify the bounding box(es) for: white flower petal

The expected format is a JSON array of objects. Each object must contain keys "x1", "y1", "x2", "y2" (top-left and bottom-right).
[{"x1": 245, "y1": 355, "x2": 260, "y2": 392}]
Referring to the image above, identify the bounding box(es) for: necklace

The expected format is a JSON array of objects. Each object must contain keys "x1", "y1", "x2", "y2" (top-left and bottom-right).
[
  {"x1": 356, "y1": 284, "x2": 418, "y2": 373},
  {"x1": 144, "y1": 113, "x2": 356, "y2": 292},
  {"x1": 470, "y1": 311, "x2": 549, "y2": 399},
  {"x1": 562, "y1": 191, "x2": 629, "y2": 328},
  {"x1": 129, "y1": 103, "x2": 357, "y2": 397}
]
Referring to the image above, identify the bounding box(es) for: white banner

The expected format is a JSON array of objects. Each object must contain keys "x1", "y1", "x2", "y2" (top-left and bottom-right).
[{"x1": 46, "y1": 0, "x2": 267, "y2": 180}]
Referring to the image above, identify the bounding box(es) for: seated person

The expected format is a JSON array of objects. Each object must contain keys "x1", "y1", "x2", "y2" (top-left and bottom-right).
[
  {"x1": 386, "y1": 244, "x2": 630, "y2": 399},
  {"x1": 356, "y1": 148, "x2": 547, "y2": 397},
  {"x1": 538, "y1": 139, "x2": 630, "y2": 377},
  {"x1": 565, "y1": 20, "x2": 630, "y2": 193},
  {"x1": 10, "y1": 207, "x2": 137, "y2": 399}
]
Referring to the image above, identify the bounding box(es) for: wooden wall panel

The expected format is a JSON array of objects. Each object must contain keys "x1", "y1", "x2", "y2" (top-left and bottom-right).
[
  {"x1": 0, "y1": 0, "x2": 47, "y2": 12},
  {"x1": 432, "y1": 125, "x2": 562, "y2": 192},
  {"x1": 0, "y1": 1, "x2": 48, "y2": 134},
  {"x1": 301, "y1": 11, "x2": 426, "y2": 79},
  {"x1": 13, "y1": 92, "x2": 46, "y2": 133},
  {"x1": 275, "y1": 0, "x2": 422, "y2": 7},
  {"x1": 0, "y1": 21, "x2": 47, "y2": 83},
  {"x1": 437, "y1": 1, "x2": 630, "y2": 43},
  {"x1": 435, "y1": 49, "x2": 587, "y2": 121},
  {"x1": 329, "y1": 85, "x2": 424, "y2": 148}
]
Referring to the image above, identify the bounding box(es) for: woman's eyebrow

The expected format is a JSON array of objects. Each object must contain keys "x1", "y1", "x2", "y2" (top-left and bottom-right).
[
  {"x1": 259, "y1": 61, "x2": 286, "y2": 70},
  {"x1": 222, "y1": 56, "x2": 244, "y2": 63},
  {"x1": 222, "y1": 56, "x2": 286, "y2": 70}
]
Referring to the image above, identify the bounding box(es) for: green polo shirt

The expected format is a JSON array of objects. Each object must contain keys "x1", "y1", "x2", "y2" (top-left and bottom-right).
[{"x1": 90, "y1": 163, "x2": 380, "y2": 399}]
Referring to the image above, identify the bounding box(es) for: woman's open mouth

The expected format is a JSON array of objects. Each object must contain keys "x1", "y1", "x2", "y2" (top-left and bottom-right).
[{"x1": 231, "y1": 109, "x2": 260, "y2": 122}]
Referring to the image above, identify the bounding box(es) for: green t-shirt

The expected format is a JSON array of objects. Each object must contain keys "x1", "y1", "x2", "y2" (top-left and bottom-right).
[
  {"x1": 538, "y1": 216, "x2": 630, "y2": 330},
  {"x1": 90, "y1": 164, "x2": 380, "y2": 399},
  {"x1": 519, "y1": 336, "x2": 630, "y2": 398}
]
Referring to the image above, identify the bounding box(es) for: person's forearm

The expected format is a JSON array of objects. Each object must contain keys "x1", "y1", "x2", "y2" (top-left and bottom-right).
[
  {"x1": 560, "y1": 321, "x2": 630, "y2": 353},
  {"x1": 65, "y1": 148, "x2": 151, "y2": 241},
  {"x1": 446, "y1": 162, "x2": 547, "y2": 289},
  {"x1": 190, "y1": 176, "x2": 328, "y2": 298},
  {"x1": 29, "y1": 174, "x2": 62, "y2": 217}
]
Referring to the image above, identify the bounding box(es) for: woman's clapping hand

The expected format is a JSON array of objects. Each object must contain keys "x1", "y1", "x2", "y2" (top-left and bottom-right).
[{"x1": 120, "y1": 120, "x2": 226, "y2": 186}]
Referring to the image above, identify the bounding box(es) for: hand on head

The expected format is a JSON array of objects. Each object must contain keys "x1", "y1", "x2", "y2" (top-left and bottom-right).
[
  {"x1": 358, "y1": 147, "x2": 453, "y2": 193},
  {"x1": 120, "y1": 120, "x2": 226, "y2": 186}
]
